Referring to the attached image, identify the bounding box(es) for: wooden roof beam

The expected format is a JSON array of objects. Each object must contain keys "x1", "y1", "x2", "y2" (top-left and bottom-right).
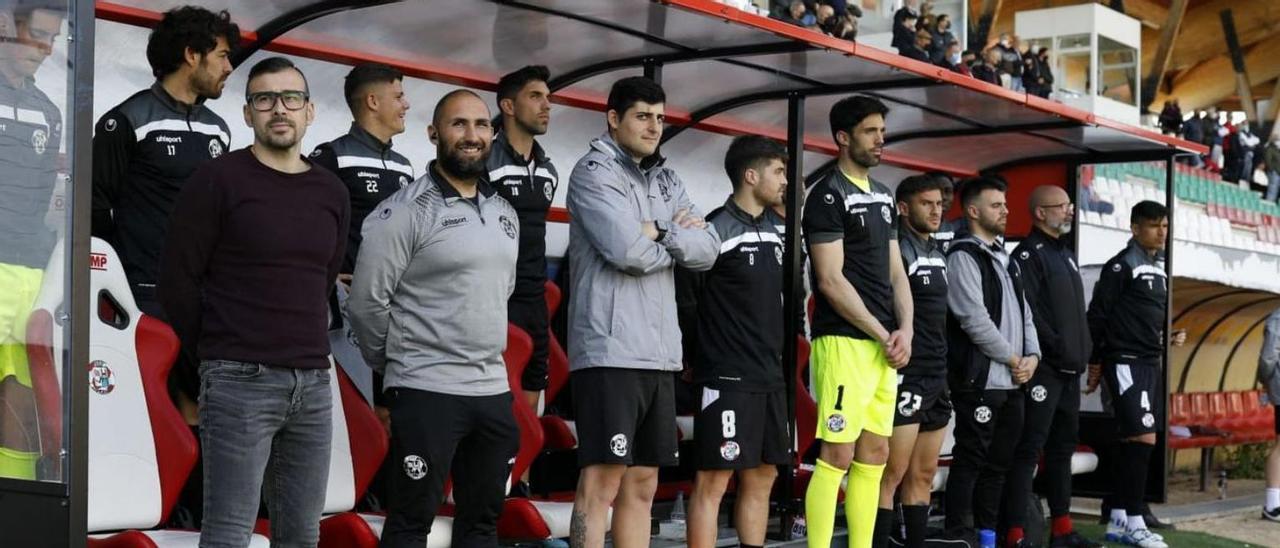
[
  {"x1": 1141, "y1": 0, "x2": 1189, "y2": 110},
  {"x1": 1153, "y1": 30, "x2": 1280, "y2": 112}
]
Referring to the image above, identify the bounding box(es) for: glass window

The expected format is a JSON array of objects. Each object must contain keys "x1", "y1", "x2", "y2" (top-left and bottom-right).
[
  {"x1": 1058, "y1": 51, "x2": 1092, "y2": 97},
  {"x1": 1098, "y1": 36, "x2": 1138, "y2": 106},
  {"x1": 1057, "y1": 33, "x2": 1090, "y2": 50},
  {"x1": 0, "y1": 2, "x2": 73, "y2": 484}
]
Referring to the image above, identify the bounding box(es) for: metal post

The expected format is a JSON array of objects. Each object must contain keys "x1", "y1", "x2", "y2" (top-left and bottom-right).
[
  {"x1": 776, "y1": 93, "x2": 805, "y2": 541},
  {"x1": 1160, "y1": 156, "x2": 1176, "y2": 503},
  {"x1": 643, "y1": 59, "x2": 663, "y2": 84}
]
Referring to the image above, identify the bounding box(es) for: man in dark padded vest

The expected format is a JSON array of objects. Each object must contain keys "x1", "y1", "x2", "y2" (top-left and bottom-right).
[{"x1": 943, "y1": 176, "x2": 1040, "y2": 542}]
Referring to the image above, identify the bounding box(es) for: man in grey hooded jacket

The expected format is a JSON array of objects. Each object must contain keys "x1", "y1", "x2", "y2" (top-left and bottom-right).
[{"x1": 565, "y1": 76, "x2": 719, "y2": 548}]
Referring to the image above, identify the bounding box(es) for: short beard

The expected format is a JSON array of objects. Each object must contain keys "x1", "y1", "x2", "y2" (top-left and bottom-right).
[
  {"x1": 1054, "y1": 220, "x2": 1073, "y2": 235},
  {"x1": 979, "y1": 217, "x2": 1006, "y2": 237},
  {"x1": 848, "y1": 146, "x2": 880, "y2": 169},
  {"x1": 515, "y1": 113, "x2": 548, "y2": 137},
  {"x1": 255, "y1": 121, "x2": 298, "y2": 151},
  {"x1": 908, "y1": 215, "x2": 937, "y2": 235},
  {"x1": 192, "y1": 70, "x2": 224, "y2": 100}
]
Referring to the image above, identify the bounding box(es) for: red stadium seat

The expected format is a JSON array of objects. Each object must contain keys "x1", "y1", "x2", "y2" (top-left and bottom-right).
[
  {"x1": 82, "y1": 240, "x2": 270, "y2": 547},
  {"x1": 543, "y1": 281, "x2": 570, "y2": 409},
  {"x1": 1207, "y1": 392, "x2": 1230, "y2": 429},
  {"x1": 1189, "y1": 393, "x2": 1211, "y2": 426},
  {"x1": 1169, "y1": 393, "x2": 1191, "y2": 426}
]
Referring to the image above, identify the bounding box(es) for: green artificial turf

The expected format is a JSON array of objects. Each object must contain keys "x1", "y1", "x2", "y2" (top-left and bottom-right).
[{"x1": 1070, "y1": 521, "x2": 1262, "y2": 548}]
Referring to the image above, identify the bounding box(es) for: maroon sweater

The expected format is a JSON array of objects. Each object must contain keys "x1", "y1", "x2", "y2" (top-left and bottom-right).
[{"x1": 159, "y1": 148, "x2": 349, "y2": 369}]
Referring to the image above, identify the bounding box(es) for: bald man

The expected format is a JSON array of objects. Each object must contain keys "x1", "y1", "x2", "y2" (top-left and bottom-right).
[
  {"x1": 349, "y1": 90, "x2": 520, "y2": 547},
  {"x1": 1005, "y1": 186, "x2": 1100, "y2": 548}
]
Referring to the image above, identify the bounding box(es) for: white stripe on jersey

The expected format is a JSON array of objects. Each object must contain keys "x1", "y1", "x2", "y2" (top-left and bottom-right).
[
  {"x1": 488, "y1": 164, "x2": 558, "y2": 185},
  {"x1": 1130, "y1": 264, "x2": 1166, "y2": 279},
  {"x1": 719, "y1": 231, "x2": 783, "y2": 254},
  {"x1": 0, "y1": 104, "x2": 49, "y2": 127},
  {"x1": 335, "y1": 155, "x2": 414, "y2": 178},
  {"x1": 133, "y1": 119, "x2": 230, "y2": 145},
  {"x1": 843, "y1": 191, "x2": 894, "y2": 208},
  {"x1": 907, "y1": 256, "x2": 947, "y2": 276}
]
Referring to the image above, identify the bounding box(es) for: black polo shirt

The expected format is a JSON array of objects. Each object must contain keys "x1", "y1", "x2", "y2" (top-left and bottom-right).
[
  {"x1": 898, "y1": 223, "x2": 947, "y2": 375},
  {"x1": 309, "y1": 123, "x2": 414, "y2": 274},
  {"x1": 693, "y1": 198, "x2": 785, "y2": 392},
  {"x1": 803, "y1": 169, "x2": 899, "y2": 340}
]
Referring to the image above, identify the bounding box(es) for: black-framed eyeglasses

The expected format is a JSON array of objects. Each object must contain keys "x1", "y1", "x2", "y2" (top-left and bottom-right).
[{"x1": 247, "y1": 90, "x2": 309, "y2": 112}]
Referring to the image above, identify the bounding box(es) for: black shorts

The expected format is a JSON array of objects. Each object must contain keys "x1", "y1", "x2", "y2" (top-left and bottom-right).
[
  {"x1": 893, "y1": 373, "x2": 952, "y2": 432},
  {"x1": 694, "y1": 387, "x2": 789, "y2": 470},
  {"x1": 572, "y1": 368, "x2": 678, "y2": 467},
  {"x1": 1103, "y1": 357, "x2": 1163, "y2": 437},
  {"x1": 509, "y1": 292, "x2": 549, "y2": 392}
]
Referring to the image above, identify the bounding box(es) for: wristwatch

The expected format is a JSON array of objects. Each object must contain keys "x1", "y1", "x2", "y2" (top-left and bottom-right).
[{"x1": 654, "y1": 220, "x2": 670, "y2": 243}]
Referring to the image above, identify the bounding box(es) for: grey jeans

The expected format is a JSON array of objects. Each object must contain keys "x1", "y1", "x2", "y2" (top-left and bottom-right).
[{"x1": 198, "y1": 360, "x2": 333, "y2": 548}]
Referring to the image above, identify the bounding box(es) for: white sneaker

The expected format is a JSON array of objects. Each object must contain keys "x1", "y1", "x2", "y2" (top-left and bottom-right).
[
  {"x1": 1121, "y1": 528, "x2": 1168, "y2": 548},
  {"x1": 1104, "y1": 521, "x2": 1126, "y2": 543},
  {"x1": 1264, "y1": 505, "x2": 1280, "y2": 522}
]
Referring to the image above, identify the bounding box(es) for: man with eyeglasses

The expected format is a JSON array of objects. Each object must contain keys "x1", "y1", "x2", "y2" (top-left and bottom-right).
[
  {"x1": 1005, "y1": 186, "x2": 1100, "y2": 548},
  {"x1": 160, "y1": 57, "x2": 349, "y2": 547}
]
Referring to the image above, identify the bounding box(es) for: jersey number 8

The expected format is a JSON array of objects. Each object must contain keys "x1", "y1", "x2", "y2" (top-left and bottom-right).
[{"x1": 722, "y1": 410, "x2": 736, "y2": 438}]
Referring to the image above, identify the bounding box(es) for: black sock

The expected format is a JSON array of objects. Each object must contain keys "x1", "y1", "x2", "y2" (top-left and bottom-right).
[
  {"x1": 1124, "y1": 442, "x2": 1154, "y2": 515},
  {"x1": 872, "y1": 507, "x2": 895, "y2": 548},
  {"x1": 902, "y1": 504, "x2": 930, "y2": 548},
  {"x1": 739, "y1": 544, "x2": 764, "y2": 548}
]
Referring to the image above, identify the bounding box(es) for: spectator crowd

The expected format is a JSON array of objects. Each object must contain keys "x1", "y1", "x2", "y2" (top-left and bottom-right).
[
  {"x1": 1160, "y1": 99, "x2": 1280, "y2": 203},
  {"x1": 765, "y1": 0, "x2": 1055, "y2": 97}
]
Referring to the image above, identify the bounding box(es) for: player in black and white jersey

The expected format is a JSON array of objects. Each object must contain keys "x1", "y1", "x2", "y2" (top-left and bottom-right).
[
  {"x1": 310, "y1": 62, "x2": 414, "y2": 277},
  {"x1": 0, "y1": 0, "x2": 65, "y2": 482},
  {"x1": 686, "y1": 136, "x2": 789, "y2": 548},
  {"x1": 485, "y1": 65, "x2": 559, "y2": 428},
  {"x1": 873, "y1": 175, "x2": 950, "y2": 548}
]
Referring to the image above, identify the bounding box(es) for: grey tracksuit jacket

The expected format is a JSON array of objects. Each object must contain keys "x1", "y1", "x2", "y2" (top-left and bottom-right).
[
  {"x1": 348, "y1": 163, "x2": 519, "y2": 397},
  {"x1": 566, "y1": 134, "x2": 720, "y2": 372},
  {"x1": 947, "y1": 234, "x2": 1041, "y2": 389}
]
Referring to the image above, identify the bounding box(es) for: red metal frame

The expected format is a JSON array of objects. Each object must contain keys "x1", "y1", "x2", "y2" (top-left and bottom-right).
[{"x1": 662, "y1": 0, "x2": 1209, "y2": 156}]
